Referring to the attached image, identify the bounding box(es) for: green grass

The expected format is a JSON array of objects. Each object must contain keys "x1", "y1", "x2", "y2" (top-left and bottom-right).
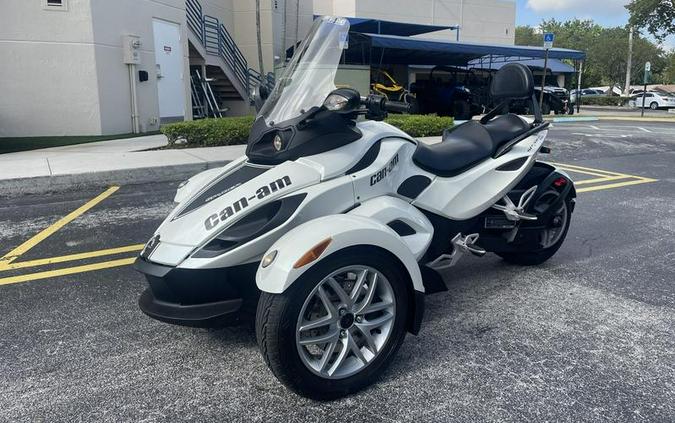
[{"x1": 0, "y1": 132, "x2": 161, "y2": 154}]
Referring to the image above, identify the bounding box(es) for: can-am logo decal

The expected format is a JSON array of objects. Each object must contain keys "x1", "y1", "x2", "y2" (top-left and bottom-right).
[
  {"x1": 204, "y1": 176, "x2": 292, "y2": 230},
  {"x1": 370, "y1": 154, "x2": 399, "y2": 186}
]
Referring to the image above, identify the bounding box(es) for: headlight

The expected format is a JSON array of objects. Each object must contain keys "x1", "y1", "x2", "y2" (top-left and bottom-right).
[
  {"x1": 324, "y1": 93, "x2": 349, "y2": 111},
  {"x1": 273, "y1": 134, "x2": 283, "y2": 151}
]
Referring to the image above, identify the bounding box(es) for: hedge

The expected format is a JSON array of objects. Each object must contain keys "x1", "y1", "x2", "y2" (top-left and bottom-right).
[
  {"x1": 161, "y1": 114, "x2": 454, "y2": 148},
  {"x1": 578, "y1": 96, "x2": 630, "y2": 107},
  {"x1": 162, "y1": 115, "x2": 255, "y2": 147}
]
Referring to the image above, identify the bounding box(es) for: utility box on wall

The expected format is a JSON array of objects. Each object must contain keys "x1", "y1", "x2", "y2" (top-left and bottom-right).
[{"x1": 122, "y1": 34, "x2": 142, "y2": 64}]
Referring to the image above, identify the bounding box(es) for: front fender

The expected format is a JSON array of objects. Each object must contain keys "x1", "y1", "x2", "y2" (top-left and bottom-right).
[{"x1": 256, "y1": 214, "x2": 425, "y2": 295}]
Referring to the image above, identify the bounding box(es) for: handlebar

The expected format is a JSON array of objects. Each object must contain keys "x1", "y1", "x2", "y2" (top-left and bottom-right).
[
  {"x1": 360, "y1": 94, "x2": 411, "y2": 118},
  {"x1": 384, "y1": 100, "x2": 411, "y2": 114}
]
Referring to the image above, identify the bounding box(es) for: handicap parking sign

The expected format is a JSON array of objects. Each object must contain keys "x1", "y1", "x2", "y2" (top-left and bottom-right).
[{"x1": 543, "y1": 32, "x2": 554, "y2": 49}]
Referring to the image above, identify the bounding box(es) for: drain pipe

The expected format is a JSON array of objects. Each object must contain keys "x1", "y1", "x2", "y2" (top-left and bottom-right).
[{"x1": 128, "y1": 63, "x2": 141, "y2": 134}]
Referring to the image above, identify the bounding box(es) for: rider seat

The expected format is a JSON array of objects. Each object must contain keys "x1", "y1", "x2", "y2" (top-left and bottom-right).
[
  {"x1": 412, "y1": 63, "x2": 540, "y2": 177},
  {"x1": 412, "y1": 114, "x2": 530, "y2": 177}
]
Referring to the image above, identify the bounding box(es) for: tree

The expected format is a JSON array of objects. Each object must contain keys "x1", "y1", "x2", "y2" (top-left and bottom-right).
[
  {"x1": 626, "y1": 0, "x2": 675, "y2": 41},
  {"x1": 515, "y1": 19, "x2": 672, "y2": 87}
]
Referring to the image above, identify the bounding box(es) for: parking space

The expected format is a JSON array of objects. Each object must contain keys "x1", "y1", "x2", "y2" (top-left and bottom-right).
[{"x1": 1, "y1": 120, "x2": 673, "y2": 422}]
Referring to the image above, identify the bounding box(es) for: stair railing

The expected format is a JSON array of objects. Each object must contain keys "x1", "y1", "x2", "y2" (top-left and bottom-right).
[{"x1": 185, "y1": 0, "x2": 275, "y2": 102}]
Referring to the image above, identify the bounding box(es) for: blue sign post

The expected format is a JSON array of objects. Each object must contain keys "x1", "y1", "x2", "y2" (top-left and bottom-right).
[
  {"x1": 540, "y1": 32, "x2": 555, "y2": 109},
  {"x1": 543, "y1": 32, "x2": 555, "y2": 49}
]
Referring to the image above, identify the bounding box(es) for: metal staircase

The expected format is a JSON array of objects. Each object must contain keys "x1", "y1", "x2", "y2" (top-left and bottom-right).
[{"x1": 186, "y1": 0, "x2": 274, "y2": 111}]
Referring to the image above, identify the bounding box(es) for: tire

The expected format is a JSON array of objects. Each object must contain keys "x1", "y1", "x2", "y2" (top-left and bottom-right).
[
  {"x1": 650, "y1": 101, "x2": 659, "y2": 110},
  {"x1": 256, "y1": 247, "x2": 410, "y2": 400},
  {"x1": 541, "y1": 101, "x2": 551, "y2": 115},
  {"x1": 498, "y1": 191, "x2": 573, "y2": 266}
]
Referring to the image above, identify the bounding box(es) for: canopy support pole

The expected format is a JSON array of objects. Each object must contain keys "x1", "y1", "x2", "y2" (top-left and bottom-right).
[{"x1": 576, "y1": 60, "x2": 583, "y2": 113}]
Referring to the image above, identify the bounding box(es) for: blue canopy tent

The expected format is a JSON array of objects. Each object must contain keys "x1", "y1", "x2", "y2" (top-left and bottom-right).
[
  {"x1": 316, "y1": 16, "x2": 459, "y2": 37},
  {"x1": 468, "y1": 57, "x2": 576, "y2": 74},
  {"x1": 345, "y1": 32, "x2": 586, "y2": 66},
  {"x1": 342, "y1": 30, "x2": 586, "y2": 112}
]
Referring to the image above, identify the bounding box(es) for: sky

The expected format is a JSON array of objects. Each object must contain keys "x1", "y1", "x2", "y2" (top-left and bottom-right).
[{"x1": 514, "y1": 0, "x2": 675, "y2": 50}]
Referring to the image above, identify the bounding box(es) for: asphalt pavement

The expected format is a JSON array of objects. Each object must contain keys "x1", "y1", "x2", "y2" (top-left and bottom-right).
[{"x1": 0, "y1": 120, "x2": 673, "y2": 422}]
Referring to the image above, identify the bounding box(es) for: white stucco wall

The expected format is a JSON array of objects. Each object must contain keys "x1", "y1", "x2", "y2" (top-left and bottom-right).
[
  {"x1": 312, "y1": 0, "x2": 515, "y2": 45},
  {"x1": 89, "y1": 0, "x2": 190, "y2": 134},
  {"x1": 0, "y1": 0, "x2": 102, "y2": 137},
  {"x1": 0, "y1": 0, "x2": 190, "y2": 137}
]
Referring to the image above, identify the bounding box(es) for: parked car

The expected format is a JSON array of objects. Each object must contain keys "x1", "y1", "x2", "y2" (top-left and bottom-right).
[
  {"x1": 629, "y1": 91, "x2": 675, "y2": 109},
  {"x1": 570, "y1": 88, "x2": 605, "y2": 104}
]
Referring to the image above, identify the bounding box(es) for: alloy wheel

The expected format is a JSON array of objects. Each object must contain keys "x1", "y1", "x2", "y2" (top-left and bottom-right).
[{"x1": 295, "y1": 265, "x2": 396, "y2": 379}]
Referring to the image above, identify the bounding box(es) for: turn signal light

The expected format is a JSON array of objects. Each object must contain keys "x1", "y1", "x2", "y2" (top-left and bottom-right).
[{"x1": 293, "y1": 238, "x2": 332, "y2": 269}]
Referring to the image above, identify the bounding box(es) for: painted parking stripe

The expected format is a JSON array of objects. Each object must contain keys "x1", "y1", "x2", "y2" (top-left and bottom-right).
[
  {"x1": 2, "y1": 244, "x2": 144, "y2": 271},
  {"x1": 0, "y1": 186, "x2": 120, "y2": 270},
  {"x1": 576, "y1": 178, "x2": 656, "y2": 193},
  {"x1": 573, "y1": 175, "x2": 628, "y2": 185},
  {"x1": 0, "y1": 257, "x2": 136, "y2": 286}
]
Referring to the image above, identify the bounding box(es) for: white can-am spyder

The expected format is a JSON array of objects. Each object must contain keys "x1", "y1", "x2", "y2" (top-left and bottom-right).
[{"x1": 135, "y1": 16, "x2": 576, "y2": 399}]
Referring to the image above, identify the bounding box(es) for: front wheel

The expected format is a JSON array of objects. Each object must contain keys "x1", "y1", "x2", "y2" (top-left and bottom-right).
[
  {"x1": 498, "y1": 190, "x2": 573, "y2": 266},
  {"x1": 256, "y1": 248, "x2": 409, "y2": 399},
  {"x1": 650, "y1": 101, "x2": 659, "y2": 110}
]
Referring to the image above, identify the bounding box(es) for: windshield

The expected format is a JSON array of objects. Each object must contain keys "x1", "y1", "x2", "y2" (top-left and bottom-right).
[{"x1": 259, "y1": 16, "x2": 350, "y2": 125}]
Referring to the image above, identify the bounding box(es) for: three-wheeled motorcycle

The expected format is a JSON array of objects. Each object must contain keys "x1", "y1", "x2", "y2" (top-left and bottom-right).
[{"x1": 135, "y1": 16, "x2": 575, "y2": 399}]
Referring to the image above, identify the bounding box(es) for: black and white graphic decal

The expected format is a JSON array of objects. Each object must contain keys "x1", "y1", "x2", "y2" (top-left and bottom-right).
[
  {"x1": 204, "y1": 176, "x2": 292, "y2": 230},
  {"x1": 370, "y1": 154, "x2": 399, "y2": 186}
]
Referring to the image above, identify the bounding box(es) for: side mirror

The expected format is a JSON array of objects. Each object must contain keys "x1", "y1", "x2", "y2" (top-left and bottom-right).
[
  {"x1": 253, "y1": 84, "x2": 270, "y2": 112},
  {"x1": 323, "y1": 88, "x2": 361, "y2": 114}
]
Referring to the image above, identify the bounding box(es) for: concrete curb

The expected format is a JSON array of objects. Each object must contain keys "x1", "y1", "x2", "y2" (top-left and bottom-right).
[{"x1": 0, "y1": 160, "x2": 230, "y2": 197}]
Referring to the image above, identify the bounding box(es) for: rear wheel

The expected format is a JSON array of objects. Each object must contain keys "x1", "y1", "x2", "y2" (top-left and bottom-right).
[
  {"x1": 256, "y1": 248, "x2": 409, "y2": 399},
  {"x1": 541, "y1": 101, "x2": 551, "y2": 115},
  {"x1": 498, "y1": 190, "x2": 572, "y2": 266},
  {"x1": 650, "y1": 101, "x2": 659, "y2": 110}
]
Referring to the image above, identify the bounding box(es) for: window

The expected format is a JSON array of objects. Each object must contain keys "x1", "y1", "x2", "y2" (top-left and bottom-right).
[
  {"x1": 42, "y1": 0, "x2": 68, "y2": 11},
  {"x1": 644, "y1": 93, "x2": 653, "y2": 98}
]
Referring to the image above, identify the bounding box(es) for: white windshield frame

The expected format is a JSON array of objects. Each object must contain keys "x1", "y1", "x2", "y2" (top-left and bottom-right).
[{"x1": 259, "y1": 16, "x2": 350, "y2": 125}]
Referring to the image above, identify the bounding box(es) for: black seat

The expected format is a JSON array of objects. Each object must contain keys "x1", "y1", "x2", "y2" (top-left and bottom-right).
[
  {"x1": 483, "y1": 113, "x2": 531, "y2": 147},
  {"x1": 413, "y1": 114, "x2": 530, "y2": 177}
]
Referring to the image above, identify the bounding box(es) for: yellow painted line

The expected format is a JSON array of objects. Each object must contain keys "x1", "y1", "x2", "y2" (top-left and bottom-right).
[
  {"x1": 573, "y1": 175, "x2": 628, "y2": 186},
  {"x1": 552, "y1": 162, "x2": 639, "y2": 178},
  {"x1": 557, "y1": 166, "x2": 618, "y2": 178},
  {"x1": 576, "y1": 178, "x2": 656, "y2": 193},
  {"x1": 0, "y1": 257, "x2": 136, "y2": 286},
  {"x1": 0, "y1": 186, "x2": 120, "y2": 270},
  {"x1": 1, "y1": 244, "x2": 144, "y2": 272}
]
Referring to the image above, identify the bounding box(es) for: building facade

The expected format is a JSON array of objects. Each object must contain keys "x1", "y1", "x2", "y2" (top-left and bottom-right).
[{"x1": 0, "y1": 0, "x2": 515, "y2": 138}]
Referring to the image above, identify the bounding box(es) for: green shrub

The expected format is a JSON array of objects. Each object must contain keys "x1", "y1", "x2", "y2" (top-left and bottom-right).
[
  {"x1": 578, "y1": 96, "x2": 630, "y2": 107},
  {"x1": 161, "y1": 115, "x2": 255, "y2": 147},
  {"x1": 161, "y1": 113, "x2": 454, "y2": 148},
  {"x1": 384, "y1": 114, "x2": 454, "y2": 137}
]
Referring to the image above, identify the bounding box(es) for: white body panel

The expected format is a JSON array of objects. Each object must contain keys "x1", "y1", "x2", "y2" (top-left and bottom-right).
[
  {"x1": 256, "y1": 215, "x2": 425, "y2": 294},
  {"x1": 415, "y1": 131, "x2": 548, "y2": 219}
]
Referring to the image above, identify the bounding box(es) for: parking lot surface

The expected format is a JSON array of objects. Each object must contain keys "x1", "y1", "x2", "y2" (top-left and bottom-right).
[{"x1": 1, "y1": 120, "x2": 674, "y2": 422}]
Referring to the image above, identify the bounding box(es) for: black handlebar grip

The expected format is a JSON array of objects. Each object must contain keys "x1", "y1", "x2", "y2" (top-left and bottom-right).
[{"x1": 384, "y1": 100, "x2": 411, "y2": 114}]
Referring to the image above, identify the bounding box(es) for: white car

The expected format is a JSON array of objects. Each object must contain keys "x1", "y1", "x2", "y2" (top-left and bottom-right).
[{"x1": 629, "y1": 92, "x2": 675, "y2": 109}]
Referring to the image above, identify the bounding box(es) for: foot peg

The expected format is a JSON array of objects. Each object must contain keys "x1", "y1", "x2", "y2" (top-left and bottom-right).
[
  {"x1": 492, "y1": 185, "x2": 538, "y2": 221},
  {"x1": 454, "y1": 233, "x2": 486, "y2": 257},
  {"x1": 427, "y1": 233, "x2": 486, "y2": 270}
]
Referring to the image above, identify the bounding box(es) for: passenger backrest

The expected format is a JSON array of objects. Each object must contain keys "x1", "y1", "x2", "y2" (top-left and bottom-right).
[{"x1": 490, "y1": 63, "x2": 534, "y2": 100}]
